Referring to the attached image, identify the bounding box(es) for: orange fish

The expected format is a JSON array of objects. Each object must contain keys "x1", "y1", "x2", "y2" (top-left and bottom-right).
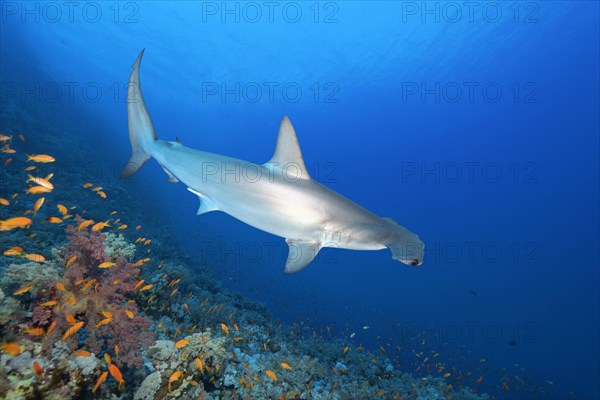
[
  {"x1": 74, "y1": 350, "x2": 91, "y2": 357},
  {"x1": 32, "y1": 361, "x2": 43, "y2": 376},
  {"x1": 98, "y1": 261, "x2": 116, "y2": 269},
  {"x1": 92, "y1": 186, "x2": 103, "y2": 192},
  {"x1": 47, "y1": 320, "x2": 57, "y2": 335},
  {"x1": 33, "y1": 197, "x2": 45, "y2": 214},
  {"x1": 280, "y1": 362, "x2": 292, "y2": 370},
  {"x1": 104, "y1": 353, "x2": 112, "y2": 364},
  {"x1": 81, "y1": 279, "x2": 96, "y2": 292},
  {"x1": 56, "y1": 282, "x2": 66, "y2": 291},
  {"x1": 25, "y1": 186, "x2": 50, "y2": 194},
  {"x1": 39, "y1": 300, "x2": 57, "y2": 307},
  {"x1": 108, "y1": 363, "x2": 125, "y2": 390},
  {"x1": 195, "y1": 357, "x2": 203, "y2": 373},
  {"x1": 57, "y1": 204, "x2": 68, "y2": 216},
  {"x1": 77, "y1": 219, "x2": 94, "y2": 231},
  {"x1": 46, "y1": 217, "x2": 63, "y2": 224},
  {"x1": 3, "y1": 246, "x2": 23, "y2": 256},
  {"x1": 25, "y1": 253, "x2": 46, "y2": 262},
  {"x1": 0, "y1": 217, "x2": 32, "y2": 231},
  {"x1": 66, "y1": 314, "x2": 76, "y2": 324},
  {"x1": 100, "y1": 311, "x2": 113, "y2": 319},
  {"x1": 124, "y1": 309, "x2": 135, "y2": 319},
  {"x1": 1, "y1": 342, "x2": 21, "y2": 356},
  {"x1": 28, "y1": 175, "x2": 54, "y2": 190},
  {"x1": 97, "y1": 191, "x2": 107, "y2": 199},
  {"x1": 62, "y1": 321, "x2": 84, "y2": 340},
  {"x1": 92, "y1": 371, "x2": 108, "y2": 393},
  {"x1": 13, "y1": 285, "x2": 34, "y2": 295},
  {"x1": 27, "y1": 154, "x2": 55, "y2": 163},
  {"x1": 24, "y1": 327, "x2": 45, "y2": 336},
  {"x1": 83, "y1": 183, "x2": 93, "y2": 188},
  {"x1": 0, "y1": 197, "x2": 9, "y2": 206},
  {"x1": 139, "y1": 284, "x2": 153, "y2": 292},
  {"x1": 266, "y1": 370, "x2": 278, "y2": 381},
  {"x1": 115, "y1": 345, "x2": 119, "y2": 360},
  {"x1": 91, "y1": 221, "x2": 110, "y2": 232},
  {"x1": 24, "y1": 165, "x2": 36, "y2": 171},
  {"x1": 168, "y1": 370, "x2": 183, "y2": 391},
  {"x1": 66, "y1": 255, "x2": 77, "y2": 268},
  {"x1": 175, "y1": 339, "x2": 189, "y2": 349},
  {"x1": 118, "y1": 224, "x2": 128, "y2": 230},
  {"x1": 220, "y1": 323, "x2": 229, "y2": 335},
  {"x1": 170, "y1": 289, "x2": 178, "y2": 297},
  {"x1": 0, "y1": 134, "x2": 11, "y2": 141},
  {"x1": 133, "y1": 280, "x2": 145, "y2": 290},
  {"x1": 96, "y1": 318, "x2": 112, "y2": 328},
  {"x1": 476, "y1": 376, "x2": 484, "y2": 384}
]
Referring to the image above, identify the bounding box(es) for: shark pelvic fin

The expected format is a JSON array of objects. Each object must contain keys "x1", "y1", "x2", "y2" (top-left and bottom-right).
[
  {"x1": 284, "y1": 239, "x2": 321, "y2": 273},
  {"x1": 266, "y1": 116, "x2": 311, "y2": 180},
  {"x1": 187, "y1": 188, "x2": 219, "y2": 215},
  {"x1": 160, "y1": 165, "x2": 179, "y2": 183}
]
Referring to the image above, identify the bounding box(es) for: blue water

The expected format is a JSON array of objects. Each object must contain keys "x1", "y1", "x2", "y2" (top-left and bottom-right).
[{"x1": 1, "y1": 2, "x2": 598, "y2": 398}]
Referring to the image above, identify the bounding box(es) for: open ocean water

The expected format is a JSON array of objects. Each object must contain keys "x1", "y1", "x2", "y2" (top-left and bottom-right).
[{"x1": 0, "y1": 2, "x2": 598, "y2": 399}]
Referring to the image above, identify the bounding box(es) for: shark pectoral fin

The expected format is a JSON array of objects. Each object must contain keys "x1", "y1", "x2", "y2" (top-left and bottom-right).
[
  {"x1": 187, "y1": 188, "x2": 219, "y2": 215},
  {"x1": 265, "y1": 116, "x2": 311, "y2": 180},
  {"x1": 284, "y1": 239, "x2": 321, "y2": 274},
  {"x1": 160, "y1": 165, "x2": 179, "y2": 183}
]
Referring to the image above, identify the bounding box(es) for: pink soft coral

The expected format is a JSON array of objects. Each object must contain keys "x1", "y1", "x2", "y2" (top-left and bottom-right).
[{"x1": 45, "y1": 217, "x2": 155, "y2": 368}]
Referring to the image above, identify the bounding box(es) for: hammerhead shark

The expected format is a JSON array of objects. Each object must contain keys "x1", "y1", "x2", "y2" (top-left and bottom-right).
[{"x1": 122, "y1": 50, "x2": 424, "y2": 273}]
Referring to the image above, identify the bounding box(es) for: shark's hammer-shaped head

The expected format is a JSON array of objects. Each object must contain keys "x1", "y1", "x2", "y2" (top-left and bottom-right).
[{"x1": 381, "y1": 217, "x2": 425, "y2": 266}]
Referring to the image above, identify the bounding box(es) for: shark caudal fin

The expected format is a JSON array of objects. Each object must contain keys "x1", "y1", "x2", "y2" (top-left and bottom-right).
[{"x1": 121, "y1": 49, "x2": 157, "y2": 179}]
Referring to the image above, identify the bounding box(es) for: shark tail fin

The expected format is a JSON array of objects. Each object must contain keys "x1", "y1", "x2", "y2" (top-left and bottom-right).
[{"x1": 121, "y1": 49, "x2": 157, "y2": 179}]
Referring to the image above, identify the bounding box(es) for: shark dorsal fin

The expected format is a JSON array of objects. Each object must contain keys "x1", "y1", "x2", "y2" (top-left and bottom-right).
[{"x1": 267, "y1": 116, "x2": 310, "y2": 180}]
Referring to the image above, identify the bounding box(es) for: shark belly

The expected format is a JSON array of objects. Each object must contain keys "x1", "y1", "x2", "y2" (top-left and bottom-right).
[{"x1": 151, "y1": 141, "x2": 327, "y2": 240}]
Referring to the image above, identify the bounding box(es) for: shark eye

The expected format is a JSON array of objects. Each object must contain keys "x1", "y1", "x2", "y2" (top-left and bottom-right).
[{"x1": 410, "y1": 259, "x2": 420, "y2": 266}]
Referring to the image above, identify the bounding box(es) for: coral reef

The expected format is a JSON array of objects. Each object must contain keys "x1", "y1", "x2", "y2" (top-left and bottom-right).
[{"x1": 0, "y1": 288, "x2": 21, "y2": 326}]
